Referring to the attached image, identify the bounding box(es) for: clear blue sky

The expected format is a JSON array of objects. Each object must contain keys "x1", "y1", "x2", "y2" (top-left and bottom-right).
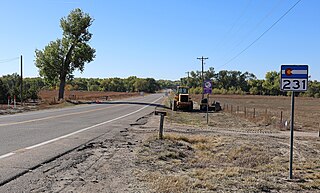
[{"x1": 0, "y1": 0, "x2": 319, "y2": 80}]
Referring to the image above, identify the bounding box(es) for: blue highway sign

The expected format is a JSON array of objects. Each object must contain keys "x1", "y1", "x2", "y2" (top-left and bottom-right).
[
  {"x1": 280, "y1": 65, "x2": 308, "y2": 91},
  {"x1": 203, "y1": 80, "x2": 212, "y2": 94}
]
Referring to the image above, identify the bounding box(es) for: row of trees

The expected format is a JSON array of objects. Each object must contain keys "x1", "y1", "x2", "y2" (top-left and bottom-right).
[
  {"x1": 0, "y1": 74, "x2": 161, "y2": 103},
  {"x1": 66, "y1": 76, "x2": 160, "y2": 93},
  {"x1": 1, "y1": 69, "x2": 320, "y2": 103},
  {"x1": 179, "y1": 69, "x2": 320, "y2": 98},
  {"x1": 0, "y1": 74, "x2": 45, "y2": 103}
]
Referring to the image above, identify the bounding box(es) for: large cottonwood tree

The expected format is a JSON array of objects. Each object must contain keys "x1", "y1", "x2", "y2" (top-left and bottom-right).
[{"x1": 35, "y1": 8, "x2": 95, "y2": 100}]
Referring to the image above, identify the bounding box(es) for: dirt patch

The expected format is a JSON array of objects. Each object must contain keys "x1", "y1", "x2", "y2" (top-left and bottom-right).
[
  {"x1": 39, "y1": 90, "x2": 140, "y2": 102},
  {"x1": 0, "y1": 91, "x2": 141, "y2": 115}
]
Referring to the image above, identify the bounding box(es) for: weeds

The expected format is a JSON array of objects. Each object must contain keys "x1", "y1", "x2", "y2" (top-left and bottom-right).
[{"x1": 138, "y1": 133, "x2": 320, "y2": 192}]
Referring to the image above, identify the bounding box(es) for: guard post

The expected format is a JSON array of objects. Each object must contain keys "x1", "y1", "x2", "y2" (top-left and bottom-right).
[{"x1": 155, "y1": 110, "x2": 167, "y2": 140}]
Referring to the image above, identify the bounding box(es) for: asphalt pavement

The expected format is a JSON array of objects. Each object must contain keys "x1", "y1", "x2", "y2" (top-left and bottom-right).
[{"x1": 0, "y1": 93, "x2": 164, "y2": 186}]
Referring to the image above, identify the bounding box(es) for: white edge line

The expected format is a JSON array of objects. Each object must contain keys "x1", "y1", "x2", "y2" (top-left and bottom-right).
[
  {"x1": 0, "y1": 152, "x2": 15, "y2": 159},
  {"x1": 0, "y1": 96, "x2": 162, "y2": 158}
]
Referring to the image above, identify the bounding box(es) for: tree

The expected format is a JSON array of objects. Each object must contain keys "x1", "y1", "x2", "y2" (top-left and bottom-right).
[
  {"x1": 35, "y1": 8, "x2": 96, "y2": 100},
  {"x1": 124, "y1": 76, "x2": 137, "y2": 92},
  {"x1": 0, "y1": 79, "x2": 8, "y2": 103},
  {"x1": 248, "y1": 79, "x2": 264, "y2": 95},
  {"x1": 134, "y1": 79, "x2": 148, "y2": 92},
  {"x1": 24, "y1": 77, "x2": 45, "y2": 101},
  {"x1": 1, "y1": 73, "x2": 21, "y2": 100},
  {"x1": 145, "y1": 78, "x2": 160, "y2": 93},
  {"x1": 262, "y1": 71, "x2": 280, "y2": 95}
]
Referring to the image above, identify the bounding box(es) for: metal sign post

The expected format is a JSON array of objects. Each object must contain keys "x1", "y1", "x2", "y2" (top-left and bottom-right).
[
  {"x1": 289, "y1": 91, "x2": 295, "y2": 179},
  {"x1": 280, "y1": 64, "x2": 308, "y2": 179},
  {"x1": 204, "y1": 81, "x2": 212, "y2": 125}
]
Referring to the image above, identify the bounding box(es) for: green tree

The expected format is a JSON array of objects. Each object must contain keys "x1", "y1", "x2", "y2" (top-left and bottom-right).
[
  {"x1": 145, "y1": 78, "x2": 160, "y2": 93},
  {"x1": 214, "y1": 70, "x2": 254, "y2": 91},
  {"x1": 35, "y1": 8, "x2": 96, "y2": 100},
  {"x1": 134, "y1": 79, "x2": 148, "y2": 92},
  {"x1": 72, "y1": 78, "x2": 88, "y2": 90},
  {"x1": 303, "y1": 80, "x2": 320, "y2": 97},
  {"x1": 24, "y1": 77, "x2": 45, "y2": 101},
  {"x1": 0, "y1": 79, "x2": 8, "y2": 103},
  {"x1": 124, "y1": 76, "x2": 137, "y2": 92},
  {"x1": 262, "y1": 71, "x2": 280, "y2": 95},
  {"x1": 1, "y1": 73, "x2": 21, "y2": 100},
  {"x1": 248, "y1": 79, "x2": 264, "y2": 95}
]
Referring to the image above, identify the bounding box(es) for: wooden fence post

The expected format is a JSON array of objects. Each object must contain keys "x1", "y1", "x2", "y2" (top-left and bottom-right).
[
  {"x1": 245, "y1": 107, "x2": 247, "y2": 118},
  {"x1": 159, "y1": 114, "x2": 164, "y2": 140},
  {"x1": 253, "y1": 108, "x2": 255, "y2": 118}
]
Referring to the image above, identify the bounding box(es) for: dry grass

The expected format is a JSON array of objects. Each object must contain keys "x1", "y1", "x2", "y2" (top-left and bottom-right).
[
  {"x1": 137, "y1": 132, "x2": 320, "y2": 192},
  {"x1": 191, "y1": 94, "x2": 320, "y2": 132}
]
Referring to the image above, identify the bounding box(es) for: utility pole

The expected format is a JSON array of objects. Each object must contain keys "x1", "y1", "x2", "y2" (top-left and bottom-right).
[
  {"x1": 197, "y1": 56, "x2": 208, "y2": 99},
  {"x1": 185, "y1": 71, "x2": 190, "y2": 87},
  {"x1": 20, "y1": 55, "x2": 23, "y2": 104}
]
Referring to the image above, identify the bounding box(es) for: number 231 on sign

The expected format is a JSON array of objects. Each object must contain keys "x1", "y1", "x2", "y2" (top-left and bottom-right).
[{"x1": 281, "y1": 79, "x2": 307, "y2": 91}]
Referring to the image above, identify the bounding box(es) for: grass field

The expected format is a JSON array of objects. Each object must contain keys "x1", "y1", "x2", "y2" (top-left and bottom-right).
[
  {"x1": 191, "y1": 94, "x2": 320, "y2": 132},
  {"x1": 138, "y1": 132, "x2": 319, "y2": 192},
  {"x1": 136, "y1": 95, "x2": 319, "y2": 192}
]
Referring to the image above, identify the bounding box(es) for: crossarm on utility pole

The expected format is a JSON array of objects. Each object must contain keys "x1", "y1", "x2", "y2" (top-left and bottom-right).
[{"x1": 197, "y1": 56, "x2": 208, "y2": 99}]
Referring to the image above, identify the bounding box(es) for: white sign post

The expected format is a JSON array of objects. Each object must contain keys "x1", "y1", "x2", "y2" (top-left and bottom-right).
[{"x1": 280, "y1": 64, "x2": 308, "y2": 180}]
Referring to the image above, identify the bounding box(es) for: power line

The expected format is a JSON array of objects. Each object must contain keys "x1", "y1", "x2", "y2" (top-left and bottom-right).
[
  {"x1": 220, "y1": 0, "x2": 284, "y2": 61},
  {"x1": 215, "y1": 0, "x2": 252, "y2": 50},
  {"x1": 218, "y1": 0, "x2": 302, "y2": 69},
  {"x1": 0, "y1": 57, "x2": 20, "y2": 63}
]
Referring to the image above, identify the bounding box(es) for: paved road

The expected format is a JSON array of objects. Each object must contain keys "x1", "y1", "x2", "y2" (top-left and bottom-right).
[{"x1": 0, "y1": 93, "x2": 164, "y2": 185}]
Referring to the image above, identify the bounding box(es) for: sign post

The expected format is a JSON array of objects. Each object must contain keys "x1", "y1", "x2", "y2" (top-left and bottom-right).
[
  {"x1": 204, "y1": 81, "x2": 212, "y2": 124},
  {"x1": 280, "y1": 64, "x2": 308, "y2": 179}
]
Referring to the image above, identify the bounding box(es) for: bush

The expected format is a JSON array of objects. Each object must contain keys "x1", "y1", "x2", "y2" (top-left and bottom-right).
[{"x1": 189, "y1": 87, "x2": 202, "y2": 94}]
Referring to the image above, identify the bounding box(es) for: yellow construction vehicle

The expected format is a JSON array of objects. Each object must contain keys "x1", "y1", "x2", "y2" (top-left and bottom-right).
[{"x1": 172, "y1": 86, "x2": 193, "y2": 111}]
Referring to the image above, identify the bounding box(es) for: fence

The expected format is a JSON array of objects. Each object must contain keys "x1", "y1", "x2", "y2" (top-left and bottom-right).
[{"x1": 222, "y1": 103, "x2": 290, "y2": 130}]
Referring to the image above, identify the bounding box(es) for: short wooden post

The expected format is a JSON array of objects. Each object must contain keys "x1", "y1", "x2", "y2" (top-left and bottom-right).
[
  {"x1": 159, "y1": 114, "x2": 164, "y2": 140},
  {"x1": 244, "y1": 107, "x2": 247, "y2": 118},
  {"x1": 206, "y1": 104, "x2": 209, "y2": 125},
  {"x1": 237, "y1": 106, "x2": 239, "y2": 113},
  {"x1": 14, "y1": 95, "x2": 16, "y2": 108},
  {"x1": 253, "y1": 108, "x2": 255, "y2": 118},
  {"x1": 265, "y1": 108, "x2": 267, "y2": 122},
  {"x1": 7, "y1": 96, "x2": 10, "y2": 108},
  {"x1": 280, "y1": 111, "x2": 283, "y2": 124}
]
